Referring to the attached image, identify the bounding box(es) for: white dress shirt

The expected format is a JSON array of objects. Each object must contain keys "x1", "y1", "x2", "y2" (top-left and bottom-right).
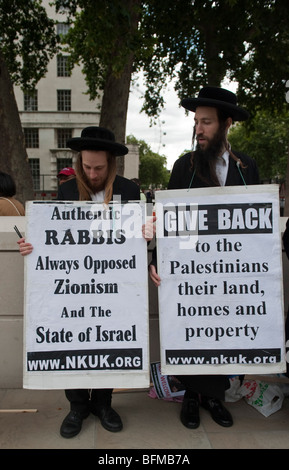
[
  {"x1": 91, "y1": 190, "x2": 105, "y2": 202},
  {"x1": 215, "y1": 150, "x2": 229, "y2": 186}
]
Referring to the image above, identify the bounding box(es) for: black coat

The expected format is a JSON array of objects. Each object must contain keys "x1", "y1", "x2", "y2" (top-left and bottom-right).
[
  {"x1": 57, "y1": 174, "x2": 140, "y2": 201},
  {"x1": 168, "y1": 151, "x2": 260, "y2": 190}
]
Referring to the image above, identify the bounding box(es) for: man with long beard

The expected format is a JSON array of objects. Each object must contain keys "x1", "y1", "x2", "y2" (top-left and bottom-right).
[{"x1": 149, "y1": 86, "x2": 259, "y2": 429}]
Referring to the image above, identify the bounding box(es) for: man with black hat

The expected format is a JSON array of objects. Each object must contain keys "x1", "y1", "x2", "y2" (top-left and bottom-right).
[
  {"x1": 58, "y1": 127, "x2": 140, "y2": 205},
  {"x1": 149, "y1": 86, "x2": 260, "y2": 429},
  {"x1": 19, "y1": 126, "x2": 154, "y2": 439},
  {"x1": 58, "y1": 127, "x2": 142, "y2": 438}
]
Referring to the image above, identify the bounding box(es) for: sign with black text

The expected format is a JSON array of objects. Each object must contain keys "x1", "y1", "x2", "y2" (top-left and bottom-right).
[
  {"x1": 155, "y1": 185, "x2": 286, "y2": 376},
  {"x1": 23, "y1": 201, "x2": 149, "y2": 389}
]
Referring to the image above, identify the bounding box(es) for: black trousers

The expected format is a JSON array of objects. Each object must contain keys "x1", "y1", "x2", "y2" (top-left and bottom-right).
[
  {"x1": 177, "y1": 375, "x2": 230, "y2": 401},
  {"x1": 65, "y1": 388, "x2": 113, "y2": 414}
]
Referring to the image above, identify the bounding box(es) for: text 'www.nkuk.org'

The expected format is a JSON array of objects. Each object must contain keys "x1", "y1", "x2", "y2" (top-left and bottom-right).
[
  {"x1": 27, "y1": 349, "x2": 143, "y2": 371},
  {"x1": 166, "y1": 349, "x2": 281, "y2": 365}
]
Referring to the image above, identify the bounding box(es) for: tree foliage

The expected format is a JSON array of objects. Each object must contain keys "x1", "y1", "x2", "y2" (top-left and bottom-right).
[
  {"x1": 54, "y1": 0, "x2": 142, "y2": 174},
  {"x1": 0, "y1": 0, "x2": 59, "y2": 202},
  {"x1": 228, "y1": 109, "x2": 289, "y2": 182},
  {"x1": 127, "y1": 135, "x2": 169, "y2": 188},
  {"x1": 1, "y1": 0, "x2": 289, "y2": 198},
  {"x1": 54, "y1": 1, "x2": 142, "y2": 135},
  {"x1": 139, "y1": 0, "x2": 289, "y2": 118},
  {"x1": 54, "y1": 0, "x2": 141, "y2": 99},
  {"x1": 233, "y1": 0, "x2": 289, "y2": 115},
  {"x1": 0, "y1": 0, "x2": 58, "y2": 90},
  {"x1": 53, "y1": 0, "x2": 289, "y2": 187},
  {"x1": 139, "y1": 0, "x2": 249, "y2": 117},
  {"x1": 54, "y1": 0, "x2": 289, "y2": 121}
]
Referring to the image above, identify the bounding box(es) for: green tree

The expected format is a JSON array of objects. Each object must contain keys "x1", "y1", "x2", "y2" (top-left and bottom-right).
[
  {"x1": 127, "y1": 135, "x2": 169, "y2": 188},
  {"x1": 54, "y1": 1, "x2": 289, "y2": 172},
  {"x1": 140, "y1": 0, "x2": 249, "y2": 116},
  {"x1": 228, "y1": 109, "x2": 289, "y2": 182},
  {"x1": 141, "y1": 0, "x2": 289, "y2": 115},
  {"x1": 232, "y1": 0, "x2": 289, "y2": 115},
  {"x1": 0, "y1": 0, "x2": 58, "y2": 202},
  {"x1": 54, "y1": 0, "x2": 142, "y2": 175}
]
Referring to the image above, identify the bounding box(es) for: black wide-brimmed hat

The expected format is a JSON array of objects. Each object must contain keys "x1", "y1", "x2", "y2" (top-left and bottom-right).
[
  {"x1": 181, "y1": 86, "x2": 249, "y2": 121},
  {"x1": 67, "y1": 126, "x2": 129, "y2": 155}
]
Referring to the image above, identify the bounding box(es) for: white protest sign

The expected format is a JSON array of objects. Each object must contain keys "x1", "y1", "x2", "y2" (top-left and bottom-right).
[
  {"x1": 155, "y1": 185, "x2": 286, "y2": 376},
  {"x1": 23, "y1": 201, "x2": 149, "y2": 389}
]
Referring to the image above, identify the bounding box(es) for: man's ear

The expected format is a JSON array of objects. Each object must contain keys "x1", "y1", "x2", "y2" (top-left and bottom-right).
[{"x1": 225, "y1": 117, "x2": 233, "y2": 132}]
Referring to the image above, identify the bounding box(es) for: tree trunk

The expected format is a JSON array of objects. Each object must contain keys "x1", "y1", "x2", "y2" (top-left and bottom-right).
[
  {"x1": 0, "y1": 52, "x2": 34, "y2": 204},
  {"x1": 199, "y1": 18, "x2": 224, "y2": 87},
  {"x1": 99, "y1": 56, "x2": 134, "y2": 176},
  {"x1": 99, "y1": 0, "x2": 141, "y2": 176},
  {"x1": 284, "y1": 141, "x2": 289, "y2": 217}
]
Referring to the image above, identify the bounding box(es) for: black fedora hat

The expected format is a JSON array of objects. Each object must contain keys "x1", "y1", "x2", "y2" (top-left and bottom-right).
[
  {"x1": 67, "y1": 126, "x2": 129, "y2": 155},
  {"x1": 181, "y1": 86, "x2": 249, "y2": 121}
]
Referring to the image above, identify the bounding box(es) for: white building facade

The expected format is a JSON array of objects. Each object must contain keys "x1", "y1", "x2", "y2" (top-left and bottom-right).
[{"x1": 13, "y1": 1, "x2": 139, "y2": 198}]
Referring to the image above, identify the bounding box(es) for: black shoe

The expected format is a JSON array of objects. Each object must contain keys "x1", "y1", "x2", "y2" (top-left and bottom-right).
[
  {"x1": 60, "y1": 410, "x2": 89, "y2": 438},
  {"x1": 180, "y1": 394, "x2": 200, "y2": 429},
  {"x1": 92, "y1": 405, "x2": 123, "y2": 432},
  {"x1": 201, "y1": 397, "x2": 233, "y2": 427}
]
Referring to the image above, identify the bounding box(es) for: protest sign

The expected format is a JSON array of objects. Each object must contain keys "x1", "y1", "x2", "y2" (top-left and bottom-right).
[
  {"x1": 155, "y1": 185, "x2": 286, "y2": 376},
  {"x1": 23, "y1": 201, "x2": 149, "y2": 389}
]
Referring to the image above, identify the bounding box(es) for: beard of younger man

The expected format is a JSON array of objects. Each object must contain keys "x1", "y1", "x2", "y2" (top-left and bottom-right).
[
  {"x1": 82, "y1": 162, "x2": 109, "y2": 194},
  {"x1": 87, "y1": 177, "x2": 105, "y2": 194},
  {"x1": 193, "y1": 121, "x2": 228, "y2": 186}
]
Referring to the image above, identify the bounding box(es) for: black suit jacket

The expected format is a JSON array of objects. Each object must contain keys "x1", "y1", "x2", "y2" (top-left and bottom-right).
[
  {"x1": 168, "y1": 151, "x2": 260, "y2": 190},
  {"x1": 57, "y1": 174, "x2": 140, "y2": 201}
]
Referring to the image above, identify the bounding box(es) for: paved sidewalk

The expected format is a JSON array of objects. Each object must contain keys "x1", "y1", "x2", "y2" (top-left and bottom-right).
[{"x1": 0, "y1": 388, "x2": 289, "y2": 449}]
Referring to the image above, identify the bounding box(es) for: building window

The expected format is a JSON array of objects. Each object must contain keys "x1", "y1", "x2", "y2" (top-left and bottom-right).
[
  {"x1": 57, "y1": 22, "x2": 70, "y2": 36},
  {"x1": 57, "y1": 129, "x2": 72, "y2": 148},
  {"x1": 24, "y1": 90, "x2": 38, "y2": 111},
  {"x1": 57, "y1": 158, "x2": 73, "y2": 174},
  {"x1": 57, "y1": 55, "x2": 71, "y2": 77},
  {"x1": 29, "y1": 158, "x2": 40, "y2": 190},
  {"x1": 57, "y1": 90, "x2": 71, "y2": 111},
  {"x1": 24, "y1": 128, "x2": 39, "y2": 148}
]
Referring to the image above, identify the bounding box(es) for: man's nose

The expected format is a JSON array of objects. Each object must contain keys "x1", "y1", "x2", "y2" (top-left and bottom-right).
[
  {"x1": 195, "y1": 123, "x2": 204, "y2": 135},
  {"x1": 89, "y1": 169, "x2": 98, "y2": 178}
]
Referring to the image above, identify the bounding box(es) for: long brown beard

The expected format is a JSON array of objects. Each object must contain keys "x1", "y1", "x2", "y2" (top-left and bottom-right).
[
  {"x1": 86, "y1": 177, "x2": 105, "y2": 194},
  {"x1": 193, "y1": 125, "x2": 227, "y2": 186}
]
